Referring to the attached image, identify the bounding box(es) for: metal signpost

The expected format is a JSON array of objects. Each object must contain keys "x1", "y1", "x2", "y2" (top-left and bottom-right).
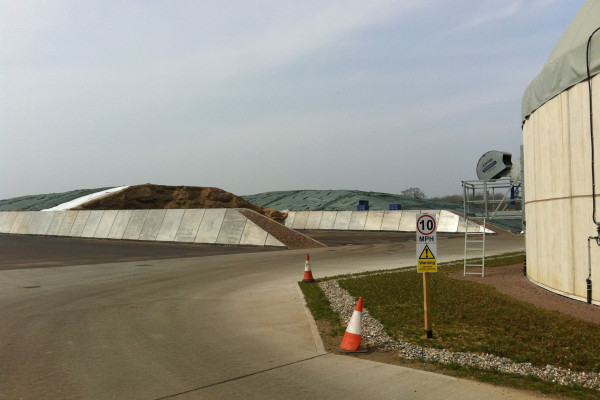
[{"x1": 416, "y1": 214, "x2": 437, "y2": 338}]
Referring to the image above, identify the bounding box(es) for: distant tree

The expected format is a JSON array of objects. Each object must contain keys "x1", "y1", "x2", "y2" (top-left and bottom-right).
[{"x1": 401, "y1": 187, "x2": 426, "y2": 199}]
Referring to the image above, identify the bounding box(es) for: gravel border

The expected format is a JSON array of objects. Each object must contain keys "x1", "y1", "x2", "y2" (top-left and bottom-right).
[{"x1": 319, "y1": 279, "x2": 600, "y2": 390}]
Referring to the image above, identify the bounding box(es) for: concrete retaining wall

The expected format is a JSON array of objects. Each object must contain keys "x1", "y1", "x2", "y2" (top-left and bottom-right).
[
  {"x1": 0, "y1": 209, "x2": 489, "y2": 247},
  {"x1": 0, "y1": 209, "x2": 285, "y2": 248},
  {"x1": 284, "y1": 210, "x2": 488, "y2": 233}
]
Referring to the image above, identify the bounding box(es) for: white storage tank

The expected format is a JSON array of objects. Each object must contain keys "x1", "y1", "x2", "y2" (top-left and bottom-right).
[{"x1": 522, "y1": 0, "x2": 600, "y2": 304}]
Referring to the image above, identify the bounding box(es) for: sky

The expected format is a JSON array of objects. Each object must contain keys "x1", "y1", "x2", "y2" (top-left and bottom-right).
[{"x1": 0, "y1": 0, "x2": 587, "y2": 200}]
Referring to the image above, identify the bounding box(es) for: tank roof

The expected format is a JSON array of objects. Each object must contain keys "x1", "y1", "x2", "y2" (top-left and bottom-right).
[{"x1": 522, "y1": 1, "x2": 600, "y2": 122}]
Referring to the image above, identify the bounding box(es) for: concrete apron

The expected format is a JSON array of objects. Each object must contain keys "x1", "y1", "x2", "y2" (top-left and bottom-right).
[{"x1": 0, "y1": 235, "x2": 538, "y2": 400}]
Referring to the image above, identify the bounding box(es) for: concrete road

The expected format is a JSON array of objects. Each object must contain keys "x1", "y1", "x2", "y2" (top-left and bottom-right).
[{"x1": 1, "y1": 233, "x2": 547, "y2": 399}]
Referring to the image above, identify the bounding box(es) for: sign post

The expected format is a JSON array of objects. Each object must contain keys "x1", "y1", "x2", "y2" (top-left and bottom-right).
[{"x1": 416, "y1": 214, "x2": 437, "y2": 338}]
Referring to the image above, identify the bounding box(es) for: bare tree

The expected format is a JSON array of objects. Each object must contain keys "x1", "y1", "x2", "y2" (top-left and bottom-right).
[{"x1": 401, "y1": 187, "x2": 426, "y2": 199}]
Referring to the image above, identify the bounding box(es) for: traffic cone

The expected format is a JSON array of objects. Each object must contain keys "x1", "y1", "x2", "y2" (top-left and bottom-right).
[
  {"x1": 340, "y1": 297, "x2": 364, "y2": 352},
  {"x1": 302, "y1": 253, "x2": 315, "y2": 283}
]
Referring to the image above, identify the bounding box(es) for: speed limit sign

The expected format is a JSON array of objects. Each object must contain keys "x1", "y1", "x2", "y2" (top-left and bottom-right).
[{"x1": 416, "y1": 214, "x2": 437, "y2": 273}]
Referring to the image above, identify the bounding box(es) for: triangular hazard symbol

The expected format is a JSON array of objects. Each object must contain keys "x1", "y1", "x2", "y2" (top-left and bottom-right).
[{"x1": 419, "y1": 245, "x2": 435, "y2": 260}]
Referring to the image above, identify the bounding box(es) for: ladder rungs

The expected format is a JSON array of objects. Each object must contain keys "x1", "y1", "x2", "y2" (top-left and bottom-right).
[{"x1": 464, "y1": 218, "x2": 485, "y2": 277}]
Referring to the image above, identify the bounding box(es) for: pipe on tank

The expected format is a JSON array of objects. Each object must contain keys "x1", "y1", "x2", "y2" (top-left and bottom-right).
[
  {"x1": 584, "y1": 28, "x2": 600, "y2": 305},
  {"x1": 587, "y1": 234, "x2": 600, "y2": 304},
  {"x1": 586, "y1": 27, "x2": 600, "y2": 227}
]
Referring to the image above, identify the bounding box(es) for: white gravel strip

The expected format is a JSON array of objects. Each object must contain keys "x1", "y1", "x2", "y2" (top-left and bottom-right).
[{"x1": 319, "y1": 279, "x2": 600, "y2": 390}]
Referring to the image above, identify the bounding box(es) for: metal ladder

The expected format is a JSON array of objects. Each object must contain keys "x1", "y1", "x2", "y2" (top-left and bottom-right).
[{"x1": 464, "y1": 218, "x2": 485, "y2": 277}]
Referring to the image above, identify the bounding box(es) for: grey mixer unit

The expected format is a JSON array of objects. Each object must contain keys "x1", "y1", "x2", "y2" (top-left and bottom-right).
[{"x1": 476, "y1": 151, "x2": 512, "y2": 181}]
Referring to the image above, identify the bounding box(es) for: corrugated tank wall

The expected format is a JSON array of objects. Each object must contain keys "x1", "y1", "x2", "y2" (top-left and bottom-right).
[{"x1": 523, "y1": 75, "x2": 600, "y2": 303}]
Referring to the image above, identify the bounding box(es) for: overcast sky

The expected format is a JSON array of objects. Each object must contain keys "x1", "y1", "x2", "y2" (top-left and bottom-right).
[{"x1": 0, "y1": 0, "x2": 586, "y2": 199}]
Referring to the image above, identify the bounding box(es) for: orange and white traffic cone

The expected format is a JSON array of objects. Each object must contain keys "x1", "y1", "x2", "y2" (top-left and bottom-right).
[
  {"x1": 302, "y1": 253, "x2": 315, "y2": 283},
  {"x1": 340, "y1": 297, "x2": 365, "y2": 352}
]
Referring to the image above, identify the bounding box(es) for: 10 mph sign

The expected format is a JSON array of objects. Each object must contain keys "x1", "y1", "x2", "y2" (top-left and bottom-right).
[{"x1": 416, "y1": 214, "x2": 437, "y2": 273}]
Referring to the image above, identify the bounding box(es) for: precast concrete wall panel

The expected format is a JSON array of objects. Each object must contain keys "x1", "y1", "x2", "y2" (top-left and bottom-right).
[
  {"x1": 318, "y1": 212, "x2": 337, "y2": 230},
  {"x1": 17, "y1": 211, "x2": 35, "y2": 234},
  {"x1": 108, "y1": 210, "x2": 134, "y2": 240},
  {"x1": 26, "y1": 212, "x2": 45, "y2": 234},
  {"x1": 175, "y1": 209, "x2": 205, "y2": 242},
  {"x1": 195, "y1": 208, "x2": 226, "y2": 244},
  {"x1": 57, "y1": 211, "x2": 78, "y2": 236},
  {"x1": 37, "y1": 212, "x2": 55, "y2": 235},
  {"x1": 459, "y1": 220, "x2": 482, "y2": 233},
  {"x1": 291, "y1": 212, "x2": 309, "y2": 230},
  {"x1": 420, "y1": 210, "x2": 441, "y2": 222},
  {"x1": 348, "y1": 211, "x2": 368, "y2": 230},
  {"x1": 240, "y1": 219, "x2": 268, "y2": 246},
  {"x1": 265, "y1": 234, "x2": 285, "y2": 247},
  {"x1": 156, "y1": 209, "x2": 185, "y2": 242},
  {"x1": 380, "y1": 211, "x2": 402, "y2": 231},
  {"x1": 438, "y1": 210, "x2": 459, "y2": 233},
  {"x1": 94, "y1": 210, "x2": 119, "y2": 239},
  {"x1": 5, "y1": 212, "x2": 19, "y2": 233},
  {"x1": 122, "y1": 210, "x2": 149, "y2": 240},
  {"x1": 364, "y1": 211, "x2": 384, "y2": 231},
  {"x1": 0, "y1": 212, "x2": 9, "y2": 231},
  {"x1": 398, "y1": 210, "x2": 419, "y2": 231},
  {"x1": 216, "y1": 209, "x2": 246, "y2": 245},
  {"x1": 70, "y1": 211, "x2": 90, "y2": 237},
  {"x1": 304, "y1": 211, "x2": 323, "y2": 229},
  {"x1": 471, "y1": 222, "x2": 486, "y2": 233},
  {"x1": 1, "y1": 212, "x2": 17, "y2": 233},
  {"x1": 284, "y1": 212, "x2": 295, "y2": 228},
  {"x1": 9, "y1": 212, "x2": 22, "y2": 234},
  {"x1": 9, "y1": 212, "x2": 27, "y2": 234},
  {"x1": 46, "y1": 212, "x2": 67, "y2": 236},
  {"x1": 333, "y1": 211, "x2": 352, "y2": 230},
  {"x1": 81, "y1": 211, "x2": 104, "y2": 238},
  {"x1": 456, "y1": 219, "x2": 470, "y2": 233},
  {"x1": 138, "y1": 210, "x2": 166, "y2": 241}
]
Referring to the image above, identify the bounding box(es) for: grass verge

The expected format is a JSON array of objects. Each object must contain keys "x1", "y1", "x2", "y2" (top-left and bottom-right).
[
  {"x1": 300, "y1": 252, "x2": 600, "y2": 400},
  {"x1": 299, "y1": 280, "x2": 345, "y2": 337}
]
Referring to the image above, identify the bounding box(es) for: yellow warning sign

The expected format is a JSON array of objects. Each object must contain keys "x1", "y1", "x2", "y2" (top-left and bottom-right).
[
  {"x1": 419, "y1": 245, "x2": 435, "y2": 260},
  {"x1": 417, "y1": 245, "x2": 437, "y2": 272}
]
